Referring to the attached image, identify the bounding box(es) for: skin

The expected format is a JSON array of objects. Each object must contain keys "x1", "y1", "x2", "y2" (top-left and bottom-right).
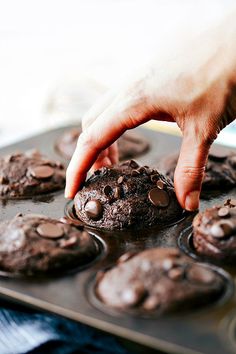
[{"x1": 65, "y1": 9, "x2": 236, "y2": 211}]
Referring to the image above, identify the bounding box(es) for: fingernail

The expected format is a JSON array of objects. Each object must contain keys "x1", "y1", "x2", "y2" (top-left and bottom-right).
[{"x1": 185, "y1": 191, "x2": 200, "y2": 211}]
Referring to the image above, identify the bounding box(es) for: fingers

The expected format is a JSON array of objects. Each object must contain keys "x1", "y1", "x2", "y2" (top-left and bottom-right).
[
  {"x1": 82, "y1": 91, "x2": 119, "y2": 171},
  {"x1": 82, "y1": 90, "x2": 116, "y2": 130},
  {"x1": 65, "y1": 99, "x2": 148, "y2": 199},
  {"x1": 174, "y1": 128, "x2": 211, "y2": 211}
]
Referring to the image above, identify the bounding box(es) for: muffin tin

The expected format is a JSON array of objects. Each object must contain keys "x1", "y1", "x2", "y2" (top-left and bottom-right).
[{"x1": 0, "y1": 125, "x2": 236, "y2": 354}]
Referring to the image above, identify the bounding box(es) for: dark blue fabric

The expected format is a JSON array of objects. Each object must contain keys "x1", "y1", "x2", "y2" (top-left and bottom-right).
[{"x1": 0, "y1": 307, "x2": 129, "y2": 354}]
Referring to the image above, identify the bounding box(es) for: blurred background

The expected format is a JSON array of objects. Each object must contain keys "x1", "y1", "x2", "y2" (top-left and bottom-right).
[{"x1": 0, "y1": 0, "x2": 235, "y2": 148}]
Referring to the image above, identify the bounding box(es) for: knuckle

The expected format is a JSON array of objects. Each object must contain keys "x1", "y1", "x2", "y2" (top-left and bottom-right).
[
  {"x1": 181, "y1": 165, "x2": 205, "y2": 181},
  {"x1": 78, "y1": 130, "x2": 93, "y2": 148},
  {"x1": 77, "y1": 129, "x2": 101, "y2": 155}
]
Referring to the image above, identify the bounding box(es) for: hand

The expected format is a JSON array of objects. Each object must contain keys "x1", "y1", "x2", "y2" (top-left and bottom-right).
[{"x1": 65, "y1": 14, "x2": 236, "y2": 211}]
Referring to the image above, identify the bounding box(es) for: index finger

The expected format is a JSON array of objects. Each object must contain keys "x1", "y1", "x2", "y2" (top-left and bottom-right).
[{"x1": 65, "y1": 103, "x2": 140, "y2": 198}]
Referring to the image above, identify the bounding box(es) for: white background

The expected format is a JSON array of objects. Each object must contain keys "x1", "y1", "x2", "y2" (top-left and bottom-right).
[{"x1": 0, "y1": 0, "x2": 235, "y2": 146}]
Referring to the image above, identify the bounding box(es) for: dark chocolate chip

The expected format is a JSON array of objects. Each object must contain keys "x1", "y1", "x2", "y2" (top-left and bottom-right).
[
  {"x1": 211, "y1": 220, "x2": 234, "y2": 238},
  {"x1": 210, "y1": 223, "x2": 225, "y2": 238},
  {"x1": 131, "y1": 169, "x2": 140, "y2": 177},
  {"x1": 114, "y1": 186, "x2": 121, "y2": 199},
  {"x1": 144, "y1": 167, "x2": 153, "y2": 175},
  {"x1": 187, "y1": 265, "x2": 215, "y2": 284},
  {"x1": 137, "y1": 166, "x2": 146, "y2": 174},
  {"x1": 4, "y1": 154, "x2": 14, "y2": 163},
  {"x1": 117, "y1": 176, "x2": 124, "y2": 184},
  {"x1": 129, "y1": 160, "x2": 139, "y2": 169},
  {"x1": 121, "y1": 283, "x2": 146, "y2": 306},
  {"x1": 103, "y1": 185, "x2": 113, "y2": 196},
  {"x1": 0, "y1": 175, "x2": 8, "y2": 184},
  {"x1": 85, "y1": 199, "x2": 103, "y2": 220},
  {"x1": 30, "y1": 165, "x2": 54, "y2": 179},
  {"x1": 150, "y1": 174, "x2": 159, "y2": 182},
  {"x1": 156, "y1": 180, "x2": 165, "y2": 190},
  {"x1": 37, "y1": 222, "x2": 64, "y2": 239},
  {"x1": 168, "y1": 267, "x2": 184, "y2": 280},
  {"x1": 218, "y1": 207, "x2": 230, "y2": 218},
  {"x1": 229, "y1": 199, "x2": 236, "y2": 207},
  {"x1": 59, "y1": 235, "x2": 77, "y2": 248},
  {"x1": 143, "y1": 295, "x2": 160, "y2": 311},
  {"x1": 148, "y1": 188, "x2": 170, "y2": 208},
  {"x1": 162, "y1": 258, "x2": 174, "y2": 271},
  {"x1": 117, "y1": 251, "x2": 137, "y2": 263}
]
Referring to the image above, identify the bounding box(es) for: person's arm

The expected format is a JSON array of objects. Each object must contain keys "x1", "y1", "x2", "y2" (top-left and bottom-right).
[{"x1": 65, "y1": 8, "x2": 236, "y2": 211}]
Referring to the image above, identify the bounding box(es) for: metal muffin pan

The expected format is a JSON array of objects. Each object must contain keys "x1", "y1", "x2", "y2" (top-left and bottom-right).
[{"x1": 1, "y1": 125, "x2": 236, "y2": 354}]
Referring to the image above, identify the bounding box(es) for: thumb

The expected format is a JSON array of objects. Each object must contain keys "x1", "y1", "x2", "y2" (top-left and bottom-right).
[{"x1": 174, "y1": 129, "x2": 211, "y2": 211}]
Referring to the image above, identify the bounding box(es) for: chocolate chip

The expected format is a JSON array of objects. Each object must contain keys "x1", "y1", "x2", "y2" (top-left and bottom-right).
[
  {"x1": 0, "y1": 175, "x2": 8, "y2": 184},
  {"x1": 168, "y1": 267, "x2": 184, "y2": 280},
  {"x1": 129, "y1": 160, "x2": 139, "y2": 169},
  {"x1": 85, "y1": 199, "x2": 103, "y2": 220},
  {"x1": 117, "y1": 176, "x2": 124, "y2": 184},
  {"x1": 187, "y1": 265, "x2": 215, "y2": 284},
  {"x1": 121, "y1": 283, "x2": 146, "y2": 306},
  {"x1": 4, "y1": 154, "x2": 14, "y2": 163},
  {"x1": 150, "y1": 174, "x2": 159, "y2": 182},
  {"x1": 218, "y1": 207, "x2": 230, "y2": 218},
  {"x1": 117, "y1": 251, "x2": 137, "y2": 263},
  {"x1": 59, "y1": 235, "x2": 77, "y2": 248},
  {"x1": 30, "y1": 165, "x2": 54, "y2": 179},
  {"x1": 131, "y1": 169, "x2": 140, "y2": 177},
  {"x1": 162, "y1": 258, "x2": 174, "y2": 271},
  {"x1": 37, "y1": 222, "x2": 64, "y2": 239},
  {"x1": 156, "y1": 180, "x2": 165, "y2": 190},
  {"x1": 141, "y1": 259, "x2": 152, "y2": 271},
  {"x1": 114, "y1": 186, "x2": 121, "y2": 199},
  {"x1": 137, "y1": 166, "x2": 146, "y2": 174},
  {"x1": 103, "y1": 185, "x2": 113, "y2": 196},
  {"x1": 210, "y1": 223, "x2": 225, "y2": 238},
  {"x1": 211, "y1": 220, "x2": 234, "y2": 238},
  {"x1": 148, "y1": 188, "x2": 170, "y2": 208},
  {"x1": 144, "y1": 167, "x2": 153, "y2": 175},
  {"x1": 229, "y1": 199, "x2": 236, "y2": 207},
  {"x1": 143, "y1": 295, "x2": 160, "y2": 310}
]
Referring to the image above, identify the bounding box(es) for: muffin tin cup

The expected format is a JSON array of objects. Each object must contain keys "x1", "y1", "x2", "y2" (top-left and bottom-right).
[
  {"x1": 87, "y1": 263, "x2": 234, "y2": 320},
  {"x1": 1, "y1": 126, "x2": 236, "y2": 354},
  {"x1": 64, "y1": 199, "x2": 190, "y2": 231},
  {"x1": 0, "y1": 231, "x2": 106, "y2": 280},
  {"x1": 178, "y1": 227, "x2": 236, "y2": 268}
]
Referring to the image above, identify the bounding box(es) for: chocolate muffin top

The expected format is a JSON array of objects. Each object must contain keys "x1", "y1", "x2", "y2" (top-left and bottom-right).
[
  {"x1": 0, "y1": 213, "x2": 100, "y2": 275},
  {"x1": 74, "y1": 160, "x2": 183, "y2": 230},
  {"x1": 96, "y1": 248, "x2": 225, "y2": 314},
  {"x1": 0, "y1": 150, "x2": 65, "y2": 198},
  {"x1": 193, "y1": 199, "x2": 236, "y2": 262},
  {"x1": 159, "y1": 147, "x2": 236, "y2": 194},
  {"x1": 55, "y1": 127, "x2": 150, "y2": 160}
]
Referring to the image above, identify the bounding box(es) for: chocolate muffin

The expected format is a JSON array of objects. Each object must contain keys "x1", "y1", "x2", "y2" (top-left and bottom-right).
[
  {"x1": 55, "y1": 127, "x2": 150, "y2": 160},
  {"x1": 0, "y1": 214, "x2": 100, "y2": 275},
  {"x1": 193, "y1": 199, "x2": 236, "y2": 262},
  {"x1": 0, "y1": 150, "x2": 65, "y2": 198},
  {"x1": 96, "y1": 248, "x2": 225, "y2": 314},
  {"x1": 159, "y1": 146, "x2": 236, "y2": 193},
  {"x1": 74, "y1": 160, "x2": 183, "y2": 230}
]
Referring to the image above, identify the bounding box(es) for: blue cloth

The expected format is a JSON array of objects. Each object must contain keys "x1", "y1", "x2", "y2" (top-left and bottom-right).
[{"x1": 0, "y1": 306, "x2": 129, "y2": 354}]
